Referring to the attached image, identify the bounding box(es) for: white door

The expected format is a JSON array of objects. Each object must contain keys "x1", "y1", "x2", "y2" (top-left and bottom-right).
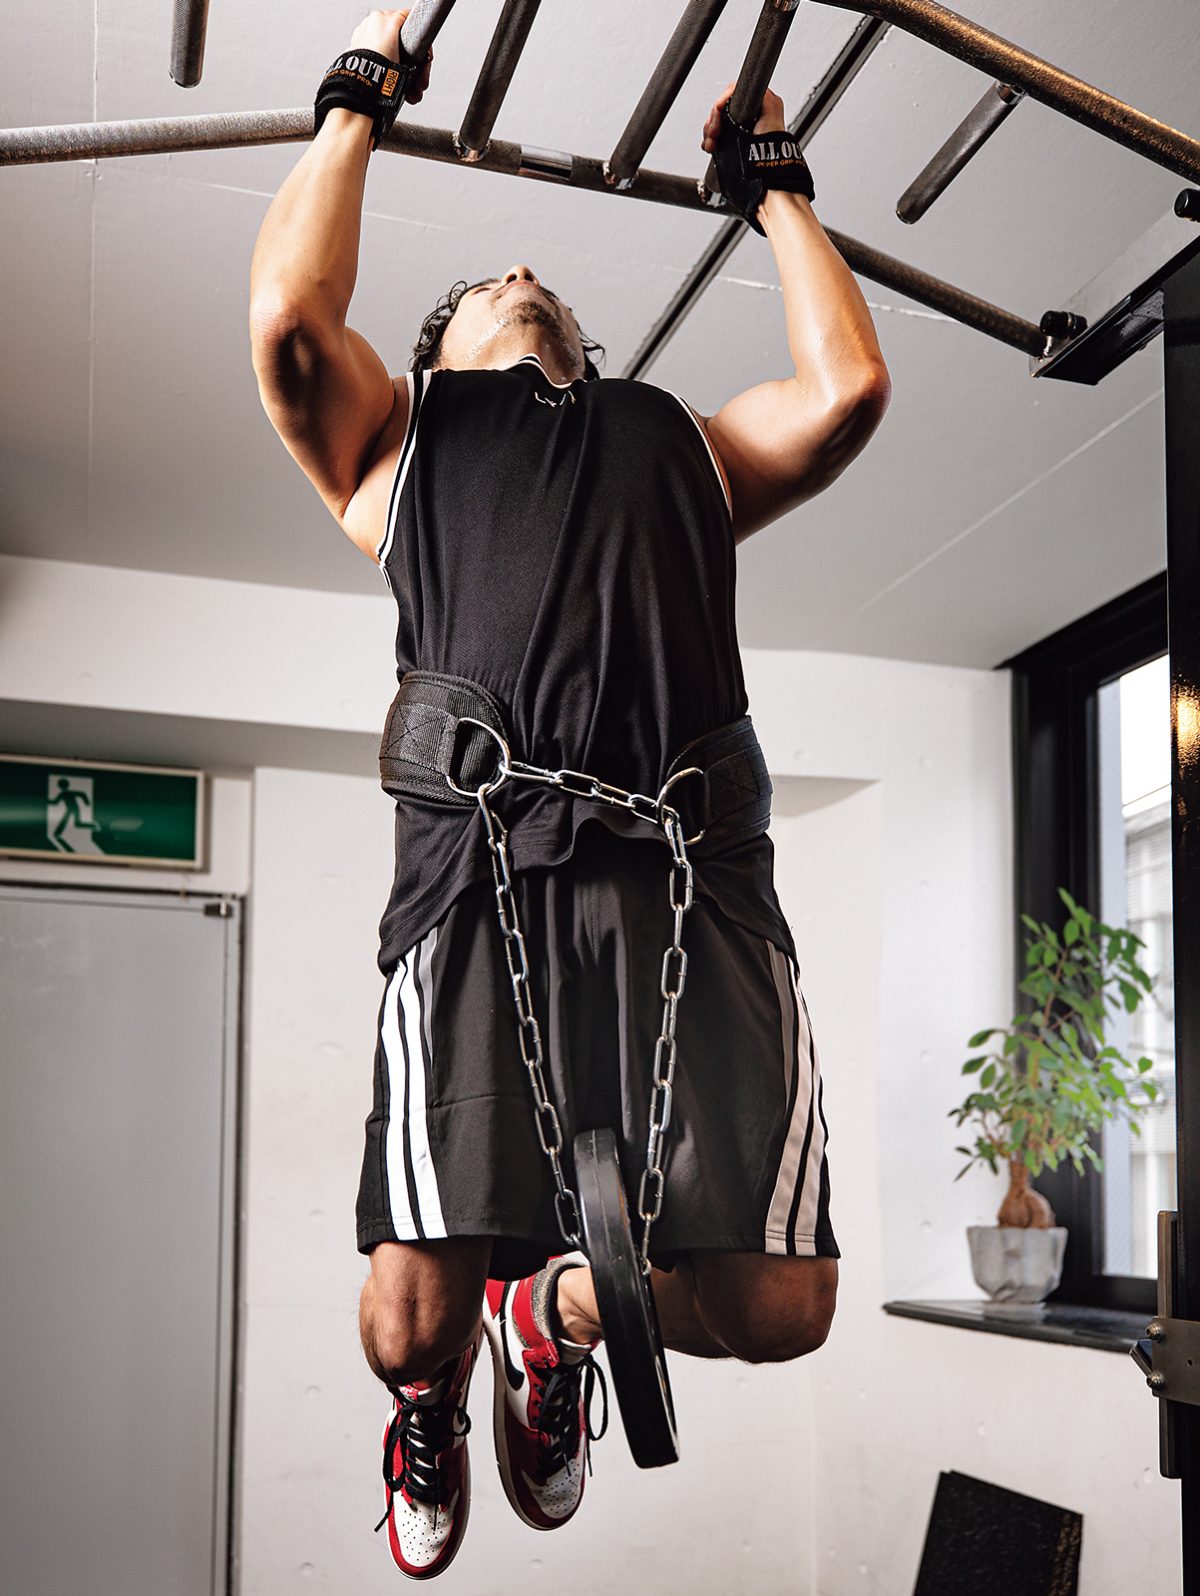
[{"x1": 0, "y1": 885, "x2": 240, "y2": 1596}]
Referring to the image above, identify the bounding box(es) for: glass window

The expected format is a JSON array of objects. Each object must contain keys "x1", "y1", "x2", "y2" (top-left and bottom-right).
[{"x1": 1097, "y1": 655, "x2": 1176, "y2": 1277}]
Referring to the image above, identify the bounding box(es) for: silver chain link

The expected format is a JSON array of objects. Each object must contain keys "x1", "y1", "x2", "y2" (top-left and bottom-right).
[{"x1": 468, "y1": 741, "x2": 699, "y2": 1272}]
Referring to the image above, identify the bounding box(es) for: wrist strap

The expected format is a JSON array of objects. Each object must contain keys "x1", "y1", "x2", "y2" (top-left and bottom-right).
[
  {"x1": 712, "y1": 106, "x2": 815, "y2": 235},
  {"x1": 314, "y1": 49, "x2": 412, "y2": 150}
]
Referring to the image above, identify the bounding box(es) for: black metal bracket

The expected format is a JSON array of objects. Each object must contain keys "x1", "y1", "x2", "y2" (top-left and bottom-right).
[{"x1": 1032, "y1": 192, "x2": 1200, "y2": 383}]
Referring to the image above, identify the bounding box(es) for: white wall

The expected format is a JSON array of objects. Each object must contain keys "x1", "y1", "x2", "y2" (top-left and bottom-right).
[
  {"x1": 743, "y1": 651, "x2": 1181, "y2": 1596},
  {"x1": 0, "y1": 557, "x2": 1184, "y2": 1594}
]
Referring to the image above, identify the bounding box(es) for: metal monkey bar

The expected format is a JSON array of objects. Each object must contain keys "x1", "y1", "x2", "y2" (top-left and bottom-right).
[
  {"x1": 170, "y1": 0, "x2": 210, "y2": 88},
  {"x1": 2, "y1": 0, "x2": 1200, "y2": 376},
  {"x1": 606, "y1": 0, "x2": 730, "y2": 190},
  {"x1": 456, "y1": 0, "x2": 543, "y2": 162},
  {"x1": 895, "y1": 80, "x2": 1024, "y2": 224}
]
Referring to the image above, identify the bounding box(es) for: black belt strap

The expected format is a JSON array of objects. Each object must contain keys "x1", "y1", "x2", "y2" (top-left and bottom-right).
[
  {"x1": 378, "y1": 669, "x2": 772, "y2": 849},
  {"x1": 665, "y1": 717, "x2": 773, "y2": 851},
  {"x1": 379, "y1": 671, "x2": 507, "y2": 807}
]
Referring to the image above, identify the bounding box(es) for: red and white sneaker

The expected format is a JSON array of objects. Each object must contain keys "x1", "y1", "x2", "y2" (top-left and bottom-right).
[
  {"x1": 482, "y1": 1258, "x2": 608, "y2": 1531},
  {"x1": 375, "y1": 1335, "x2": 479, "y2": 1580}
]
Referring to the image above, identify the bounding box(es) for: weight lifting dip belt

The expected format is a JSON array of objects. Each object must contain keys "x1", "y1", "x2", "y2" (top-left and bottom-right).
[{"x1": 378, "y1": 670, "x2": 773, "y2": 851}]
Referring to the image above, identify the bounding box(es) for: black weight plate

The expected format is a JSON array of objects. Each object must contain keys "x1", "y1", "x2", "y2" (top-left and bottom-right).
[{"x1": 573, "y1": 1127, "x2": 679, "y2": 1469}]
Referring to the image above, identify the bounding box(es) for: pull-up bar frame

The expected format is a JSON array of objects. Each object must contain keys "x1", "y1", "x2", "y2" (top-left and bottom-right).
[{"x1": 5, "y1": 0, "x2": 1200, "y2": 383}]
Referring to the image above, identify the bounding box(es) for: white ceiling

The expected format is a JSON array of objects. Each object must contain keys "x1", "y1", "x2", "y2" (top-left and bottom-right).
[{"x1": 1, "y1": 0, "x2": 1195, "y2": 667}]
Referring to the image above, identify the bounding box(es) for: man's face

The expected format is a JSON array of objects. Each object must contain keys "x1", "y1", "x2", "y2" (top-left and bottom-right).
[{"x1": 436, "y1": 265, "x2": 586, "y2": 375}]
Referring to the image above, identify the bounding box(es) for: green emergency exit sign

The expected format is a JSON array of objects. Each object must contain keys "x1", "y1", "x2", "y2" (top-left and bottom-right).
[{"x1": 0, "y1": 755, "x2": 204, "y2": 869}]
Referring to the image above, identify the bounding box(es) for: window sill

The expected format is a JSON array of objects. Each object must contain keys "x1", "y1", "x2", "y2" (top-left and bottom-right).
[{"x1": 882, "y1": 1298, "x2": 1148, "y2": 1355}]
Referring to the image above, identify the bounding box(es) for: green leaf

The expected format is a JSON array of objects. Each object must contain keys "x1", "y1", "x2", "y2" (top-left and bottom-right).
[
  {"x1": 980, "y1": 1063, "x2": 997, "y2": 1089},
  {"x1": 1120, "y1": 981, "x2": 1140, "y2": 1013},
  {"x1": 1064, "y1": 919, "x2": 1080, "y2": 946},
  {"x1": 962, "y1": 1056, "x2": 987, "y2": 1074},
  {"x1": 1057, "y1": 887, "x2": 1079, "y2": 914},
  {"x1": 1138, "y1": 1057, "x2": 1154, "y2": 1072},
  {"x1": 967, "y1": 1029, "x2": 998, "y2": 1049}
]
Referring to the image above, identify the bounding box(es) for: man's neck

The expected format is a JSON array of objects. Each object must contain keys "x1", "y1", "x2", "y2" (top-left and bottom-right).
[{"x1": 457, "y1": 329, "x2": 581, "y2": 386}]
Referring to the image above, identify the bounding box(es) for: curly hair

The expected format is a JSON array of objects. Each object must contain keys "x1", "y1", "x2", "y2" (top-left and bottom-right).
[{"x1": 410, "y1": 278, "x2": 605, "y2": 380}]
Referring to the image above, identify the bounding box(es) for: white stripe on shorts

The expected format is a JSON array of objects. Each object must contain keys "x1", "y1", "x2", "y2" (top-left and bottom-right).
[
  {"x1": 381, "y1": 932, "x2": 447, "y2": 1240},
  {"x1": 405, "y1": 931, "x2": 446, "y2": 1237},
  {"x1": 764, "y1": 944, "x2": 825, "y2": 1252}
]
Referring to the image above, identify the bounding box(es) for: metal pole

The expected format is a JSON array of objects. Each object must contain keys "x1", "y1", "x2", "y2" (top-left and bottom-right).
[
  {"x1": 1163, "y1": 245, "x2": 1200, "y2": 1595},
  {"x1": 625, "y1": 17, "x2": 889, "y2": 377},
  {"x1": 456, "y1": 0, "x2": 543, "y2": 163},
  {"x1": 170, "y1": 0, "x2": 210, "y2": 88},
  {"x1": 703, "y1": 0, "x2": 801, "y2": 194},
  {"x1": 897, "y1": 81, "x2": 1024, "y2": 223},
  {"x1": 400, "y1": 0, "x2": 459, "y2": 60},
  {"x1": 0, "y1": 107, "x2": 1040, "y2": 357},
  {"x1": 606, "y1": 0, "x2": 730, "y2": 190},
  {"x1": 810, "y1": 0, "x2": 1200, "y2": 184}
]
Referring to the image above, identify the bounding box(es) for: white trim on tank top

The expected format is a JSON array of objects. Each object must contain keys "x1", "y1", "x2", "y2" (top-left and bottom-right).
[
  {"x1": 666, "y1": 392, "x2": 734, "y2": 519},
  {"x1": 376, "y1": 369, "x2": 426, "y2": 573},
  {"x1": 505, "y1": 352, "x2": 580, "y2": 390}
]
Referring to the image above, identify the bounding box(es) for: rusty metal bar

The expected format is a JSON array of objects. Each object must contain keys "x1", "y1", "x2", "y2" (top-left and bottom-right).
[
  {"x1": 170, "y1": 0, "x2": 210, "y2": 87},
  {"x1": 897, "y1": 81, "x2": 1023, "y2": 223},
  {"x1": 811, "y1": 0, "x2": 1200, "y2": 184},
  {"x1": 0, "y1": 106, "x2": 1041, "y2": 355},
  {"x1": 606, "y1": 0, "x2": 730, "y2": 190},
  {"x1": 456, "y1": 0, "x2": 543, "y2": 162},
  {"x1": 704, "y1": 0, "x2": 800, "y2": 194},
  {"x1": 625, "y1": 16, "x2": 890, "y2": 377}
]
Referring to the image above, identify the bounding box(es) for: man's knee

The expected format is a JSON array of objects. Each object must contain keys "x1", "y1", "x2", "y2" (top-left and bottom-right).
[
  {"x1": 359, "y1": 1238, "x2": 489, "y2": 1386},
  {"x1": 694, "y1": 1253, "x2": 838, "y2": 1364},
  {"x1": 365, "y1": 1305, "x2": 474, "y2": 1386}
]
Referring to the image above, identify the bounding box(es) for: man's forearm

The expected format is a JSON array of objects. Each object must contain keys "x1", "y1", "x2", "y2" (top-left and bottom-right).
[
  {"x1": 758, "y1": 190, "x2": 889, "y2": 409},
  {"x1": 250, "y1": 109, "x2": 375, "y2": 328}
]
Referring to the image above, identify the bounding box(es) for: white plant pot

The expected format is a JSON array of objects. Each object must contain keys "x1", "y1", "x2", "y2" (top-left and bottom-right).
[{"x1": 967, "y1": 1225, "x2": 1068, "y2": 1315}]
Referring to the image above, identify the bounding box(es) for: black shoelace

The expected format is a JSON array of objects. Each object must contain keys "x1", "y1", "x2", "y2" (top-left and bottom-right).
[
  {"x1": 535, "y1": 1351, "x2": 609, "y2": 1479},
  {"x1": 374, "y1": 1387, "x2": 471, "y2": 1534}
]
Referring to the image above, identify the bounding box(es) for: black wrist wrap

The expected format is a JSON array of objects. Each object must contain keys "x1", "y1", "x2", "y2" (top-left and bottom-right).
[
  {"x1": 314, "y1": 49, "x2": 413, "y2": 149},
  {"x1": 712, "y1": 106, "x2": 815, "y2": 236}
]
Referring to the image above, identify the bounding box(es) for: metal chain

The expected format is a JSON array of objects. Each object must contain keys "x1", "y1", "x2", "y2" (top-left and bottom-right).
[{"x1": 470, "y1": 749, "x2": 698, "y2": 1271}]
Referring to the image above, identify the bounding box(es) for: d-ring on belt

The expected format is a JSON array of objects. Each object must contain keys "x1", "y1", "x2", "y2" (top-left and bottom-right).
[{"x1": 378, "y1": 670, "x2": 773, "y2": 1269}]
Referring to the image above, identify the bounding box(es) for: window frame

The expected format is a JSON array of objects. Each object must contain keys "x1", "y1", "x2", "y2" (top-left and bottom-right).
[{"x1": 1003, "y1": 572, "x2": 1167, "y2": 1314}]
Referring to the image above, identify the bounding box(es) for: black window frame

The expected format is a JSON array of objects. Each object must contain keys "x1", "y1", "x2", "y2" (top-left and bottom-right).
[{"x1": 1003, "y1": 571, "x2": 1167, "y2": 1314}]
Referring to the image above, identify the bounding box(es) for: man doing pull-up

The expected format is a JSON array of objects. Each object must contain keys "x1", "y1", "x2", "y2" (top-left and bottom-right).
[{"x1": 250, "y1": 8, "x2": 889, "y2": 1579}]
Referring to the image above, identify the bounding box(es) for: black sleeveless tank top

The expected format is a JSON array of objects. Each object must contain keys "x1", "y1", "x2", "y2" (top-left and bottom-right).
[{"x1": 374, "y1": 354, "x2": 794, "y2": 968}]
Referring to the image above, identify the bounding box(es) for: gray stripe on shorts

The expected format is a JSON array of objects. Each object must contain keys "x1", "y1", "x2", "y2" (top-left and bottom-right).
[
  {"x1": 792, "y1": 985, "x2": 826, "y2": 1246},
  {"x1": 765, "y1": 943, "x2": 813, "y2": 1250}
]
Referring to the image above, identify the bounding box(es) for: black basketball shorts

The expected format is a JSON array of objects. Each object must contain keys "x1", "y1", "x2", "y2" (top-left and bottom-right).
[{"x1": 356, "y1": 825, "x2": 839, "y2": 1279}]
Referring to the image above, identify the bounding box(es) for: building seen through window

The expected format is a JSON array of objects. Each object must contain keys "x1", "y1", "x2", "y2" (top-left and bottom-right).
[{"x1": 1098, "y1": 654, "x2": 1176, "y2": 1278}]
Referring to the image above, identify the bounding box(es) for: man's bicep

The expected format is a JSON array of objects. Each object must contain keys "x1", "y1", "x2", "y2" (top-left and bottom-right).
[{"x1": 705, "y1": 376, "x2": 880, "y2": 543}]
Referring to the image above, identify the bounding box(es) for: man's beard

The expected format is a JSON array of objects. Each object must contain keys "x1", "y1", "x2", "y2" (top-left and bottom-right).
[{"x1": 493, "y1": 296, "x2": 580, "y2": 368}]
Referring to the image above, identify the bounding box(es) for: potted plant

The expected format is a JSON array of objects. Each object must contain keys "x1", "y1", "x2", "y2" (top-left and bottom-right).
[{"x1": 950, "y1": 888, "x2": 1159, "y2": 1313}]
